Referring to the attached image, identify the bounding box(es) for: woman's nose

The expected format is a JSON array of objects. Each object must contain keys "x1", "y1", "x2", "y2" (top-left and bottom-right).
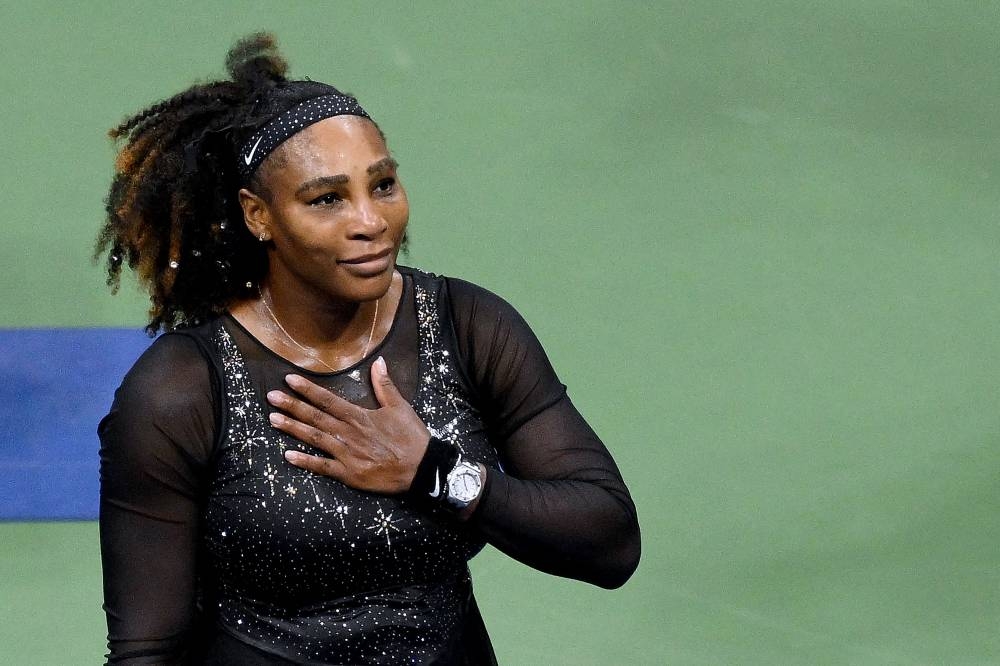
[{"x1": 350, "y1": 199, "x2": 389, "y2": 238}]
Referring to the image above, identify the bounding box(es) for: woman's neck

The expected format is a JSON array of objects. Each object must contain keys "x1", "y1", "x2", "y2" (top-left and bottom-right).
[
  {"x1": 261, "y1": 280, "x2": 373, "y2": 350},
  {"x1": 228, "y1": 271, "x2": 401, "y2": 371}
]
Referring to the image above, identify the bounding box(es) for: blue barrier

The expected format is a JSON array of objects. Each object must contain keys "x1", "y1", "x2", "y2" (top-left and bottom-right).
[{"x1": 0, "y1": 328, "x2": 154, "y2": 520}]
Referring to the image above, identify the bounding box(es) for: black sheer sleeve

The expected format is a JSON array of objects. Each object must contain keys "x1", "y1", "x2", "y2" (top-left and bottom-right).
[
  {"x1": 98, "y1": 332, "x2": 218, "y2": 664},
  {"x1": 445, "y1": 279, "x2": 641, "y2": 589}
]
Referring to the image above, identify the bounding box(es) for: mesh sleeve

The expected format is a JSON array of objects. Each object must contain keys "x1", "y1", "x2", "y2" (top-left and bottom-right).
[
  {"x1": 446, "y1": 278, "x2": 641, "y2": 588},
  {"x1": 98, "y1": 333, "x2": 217, "y2": 663}
]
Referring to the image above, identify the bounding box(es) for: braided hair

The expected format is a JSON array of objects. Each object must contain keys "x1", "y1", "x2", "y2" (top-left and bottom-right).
[{"x1": 96, "y1": 33, "x2": 371, "y2": 334}]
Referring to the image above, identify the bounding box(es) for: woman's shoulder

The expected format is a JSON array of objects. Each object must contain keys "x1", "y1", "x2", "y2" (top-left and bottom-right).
[
  {"x1": 400, "y1": 266, "x2": 549, "y2": 371},
  {"x1": 117, "y1": 320, "x2": 219, "y2": 414},
  {"x1": 137, "y1": 317, "x2": 218, "y2": 370},
  {"x1": 100, "y1": 322, "x2": 220, "y2": 495},
  {"x1": 398, "y1": 265, "x2": 520, "y2": 319},
  {"x1": 400, "y1": 266, "x2": 566, "y2": 431}
]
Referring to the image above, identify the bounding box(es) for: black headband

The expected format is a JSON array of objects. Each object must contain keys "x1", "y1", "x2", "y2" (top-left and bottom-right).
[{"x1": 236, "y1": 93, "x2": 371, "y2": 181}]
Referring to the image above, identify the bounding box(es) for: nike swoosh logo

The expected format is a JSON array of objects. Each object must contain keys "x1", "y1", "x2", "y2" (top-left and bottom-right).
[
  {"x1": 243, "y1": 136, "x2": 263, "y2": 165},
  {"x1": 429, "y1": 469, "x2": 441, "y2": 498}
]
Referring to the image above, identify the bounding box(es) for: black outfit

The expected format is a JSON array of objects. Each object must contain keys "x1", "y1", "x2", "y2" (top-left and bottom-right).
[{"x1": 99, "y1": 267, "x2": 640, "y2": 664}]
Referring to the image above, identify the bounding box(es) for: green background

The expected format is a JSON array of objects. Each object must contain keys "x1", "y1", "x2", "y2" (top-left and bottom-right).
[{"x1": 2, "y1": 1, "x2": 999, "y2": 663}]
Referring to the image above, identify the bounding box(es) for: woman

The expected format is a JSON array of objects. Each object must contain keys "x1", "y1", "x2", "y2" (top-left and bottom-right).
[{"x1": 98, "y1": 33, "x2": 640, "y2": 664}]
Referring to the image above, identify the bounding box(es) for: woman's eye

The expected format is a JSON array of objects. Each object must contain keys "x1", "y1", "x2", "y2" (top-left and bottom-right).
[
  {"x1": 310, "y1": 192, "x2": 342, "y2": 206},
  {"x1": 374, "y1": 178, "x2": 395, "y2": 195}
]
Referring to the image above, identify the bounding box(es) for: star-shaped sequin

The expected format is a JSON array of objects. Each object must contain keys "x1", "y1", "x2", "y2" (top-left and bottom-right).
[
  {"x1": 365, "y1": 505, "x2": 402, "y2": 548},
  {"x1": 261, "y1": 462, "x2": 281, "y2": 496},
  {"x1": 321, "y1": 503, "x2": 351, "y2": 529}
]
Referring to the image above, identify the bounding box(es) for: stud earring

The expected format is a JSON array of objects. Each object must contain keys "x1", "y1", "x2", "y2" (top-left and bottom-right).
[{"x1": 258, "y1": 233, "x2": 267, "y2": 242}]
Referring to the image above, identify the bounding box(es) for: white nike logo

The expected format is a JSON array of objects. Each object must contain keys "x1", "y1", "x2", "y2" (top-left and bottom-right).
[
  {"x1": 429, "y1": 469, "x2": 441, "y2": 498},
  {"x1": 243, "y1": 136, "x2": 263, "y2": 165}
]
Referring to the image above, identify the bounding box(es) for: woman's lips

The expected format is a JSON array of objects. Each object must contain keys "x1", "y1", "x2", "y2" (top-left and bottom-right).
[{"x1": 338, "y1": 248, "x2": 392, "y2": 277}]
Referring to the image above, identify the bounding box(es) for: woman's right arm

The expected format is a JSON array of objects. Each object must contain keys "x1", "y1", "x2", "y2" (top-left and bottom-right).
[{"x1": 99, "y1": 334, "x2": 217, "y2": 664}]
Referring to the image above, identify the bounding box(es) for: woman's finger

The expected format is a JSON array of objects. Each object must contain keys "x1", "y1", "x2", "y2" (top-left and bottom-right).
[
  {"x1": 284, "y1": 449, "x2": 349, "y2": 481},
  {"x1": 284, "y1": 374, "x2": 363, "y2": 422},
  {"x1": 370, "y1": 356, "x2": 405, "y2": 409},
  {"x1": 268, "y1": 411, "x2": 348, "y2": 458},
  {"x1": 267, "y1": 389, "x2": 343, "y2": 436}
]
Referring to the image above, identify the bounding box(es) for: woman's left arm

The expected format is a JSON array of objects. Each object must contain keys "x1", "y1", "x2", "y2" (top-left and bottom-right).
[{"x1": 448, "y1": 278, "x2": 640, "y2": 589}]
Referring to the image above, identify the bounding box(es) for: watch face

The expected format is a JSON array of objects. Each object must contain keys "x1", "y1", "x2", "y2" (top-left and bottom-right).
[
  {"x1": 454, "y1": 472, "x2": 477, "y2": 498},
  {"x1": 448, "y1": 463, "x2": 482, "y2": 504}
]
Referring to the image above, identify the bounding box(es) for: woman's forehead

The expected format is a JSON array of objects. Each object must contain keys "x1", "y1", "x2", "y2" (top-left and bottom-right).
[{"x1": 276, "y1": 116, "x2": 388, "y2": 177}]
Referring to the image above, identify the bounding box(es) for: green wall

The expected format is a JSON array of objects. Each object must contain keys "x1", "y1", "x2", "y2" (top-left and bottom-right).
[{"x1": 2, "y1": 1, "x2": 999, "y2": 663}]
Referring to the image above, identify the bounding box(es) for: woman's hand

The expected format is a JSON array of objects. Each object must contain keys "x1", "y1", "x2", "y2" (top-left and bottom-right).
[{"x1": 266, "y1": 356, "x2": 430, "y2": 494}]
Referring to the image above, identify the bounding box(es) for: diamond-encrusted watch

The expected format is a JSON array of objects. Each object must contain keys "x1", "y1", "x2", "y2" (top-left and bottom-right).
[{"x1": 444, "y1": 457, "x2": 483, "y2": 511}]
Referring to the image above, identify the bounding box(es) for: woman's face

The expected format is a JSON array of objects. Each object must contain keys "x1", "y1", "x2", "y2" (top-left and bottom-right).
[{"x1": 243, "y1": 115, "x2": 408, "y2": 305}]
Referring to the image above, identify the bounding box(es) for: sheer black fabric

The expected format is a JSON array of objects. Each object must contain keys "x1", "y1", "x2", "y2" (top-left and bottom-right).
[{"x1": 99, "y1": 267, "x2": 640, "y2": 664}]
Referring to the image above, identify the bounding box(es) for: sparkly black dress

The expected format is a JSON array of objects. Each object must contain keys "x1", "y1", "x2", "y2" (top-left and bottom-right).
[{"x1": 99, "y1": 267, "x2": 640, "y2": 665}]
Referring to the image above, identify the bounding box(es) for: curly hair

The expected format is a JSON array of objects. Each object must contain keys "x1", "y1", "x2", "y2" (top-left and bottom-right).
[{"x1": 96, "y1": 32, "x2": 373, "y2": 334}]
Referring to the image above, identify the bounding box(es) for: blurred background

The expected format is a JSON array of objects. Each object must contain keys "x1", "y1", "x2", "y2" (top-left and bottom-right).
[{"x1": 2, "y1": 1, "x2": 999, "y2": 663}]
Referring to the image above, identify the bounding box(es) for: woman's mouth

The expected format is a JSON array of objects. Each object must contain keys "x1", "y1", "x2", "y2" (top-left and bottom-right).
[{"x1": 338, "y1": 248, "x2": 392, "y2": 277}]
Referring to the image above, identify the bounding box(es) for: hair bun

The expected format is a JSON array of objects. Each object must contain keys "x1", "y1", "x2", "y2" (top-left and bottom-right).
[{"x1": 226, "y1": 32, "x2": 288, "y2": 89}]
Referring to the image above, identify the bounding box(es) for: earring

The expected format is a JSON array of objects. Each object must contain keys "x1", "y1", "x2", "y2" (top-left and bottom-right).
[{"x1": 259, "y1": 233, "x2": 267, "y2": 242}]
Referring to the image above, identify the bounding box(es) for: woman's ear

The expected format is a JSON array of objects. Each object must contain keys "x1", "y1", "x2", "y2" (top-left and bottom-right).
[{"x1": 239, "y1": 188, "x2": 271, "y2": 241}]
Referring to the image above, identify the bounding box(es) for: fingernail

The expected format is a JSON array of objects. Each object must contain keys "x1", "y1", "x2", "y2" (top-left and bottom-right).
[
  {"x1": 284, "y1": 450, "x2": 302, "y2": 463},
  {"x1": 375, "y1": 356, "x2": 386, "y2": 374},
  {"x1": 266, "y1": 391, "x2": 283, "y2": 404},
  {"x1": 269, "y1": 412, "x2": 284, "y2": 426},
  {"x1": 285, "y1": 374, "x2": 303, "y2": 386}
]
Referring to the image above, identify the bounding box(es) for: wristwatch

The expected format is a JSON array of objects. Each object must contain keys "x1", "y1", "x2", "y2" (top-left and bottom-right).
[{"x1": 444, "y1": 457, "x2": 483, "y2": 512}]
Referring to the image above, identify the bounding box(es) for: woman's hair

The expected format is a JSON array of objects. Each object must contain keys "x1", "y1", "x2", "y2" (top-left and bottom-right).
[{"x1": 96, "y1": 33, "x2": 368, "y2": 334}]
